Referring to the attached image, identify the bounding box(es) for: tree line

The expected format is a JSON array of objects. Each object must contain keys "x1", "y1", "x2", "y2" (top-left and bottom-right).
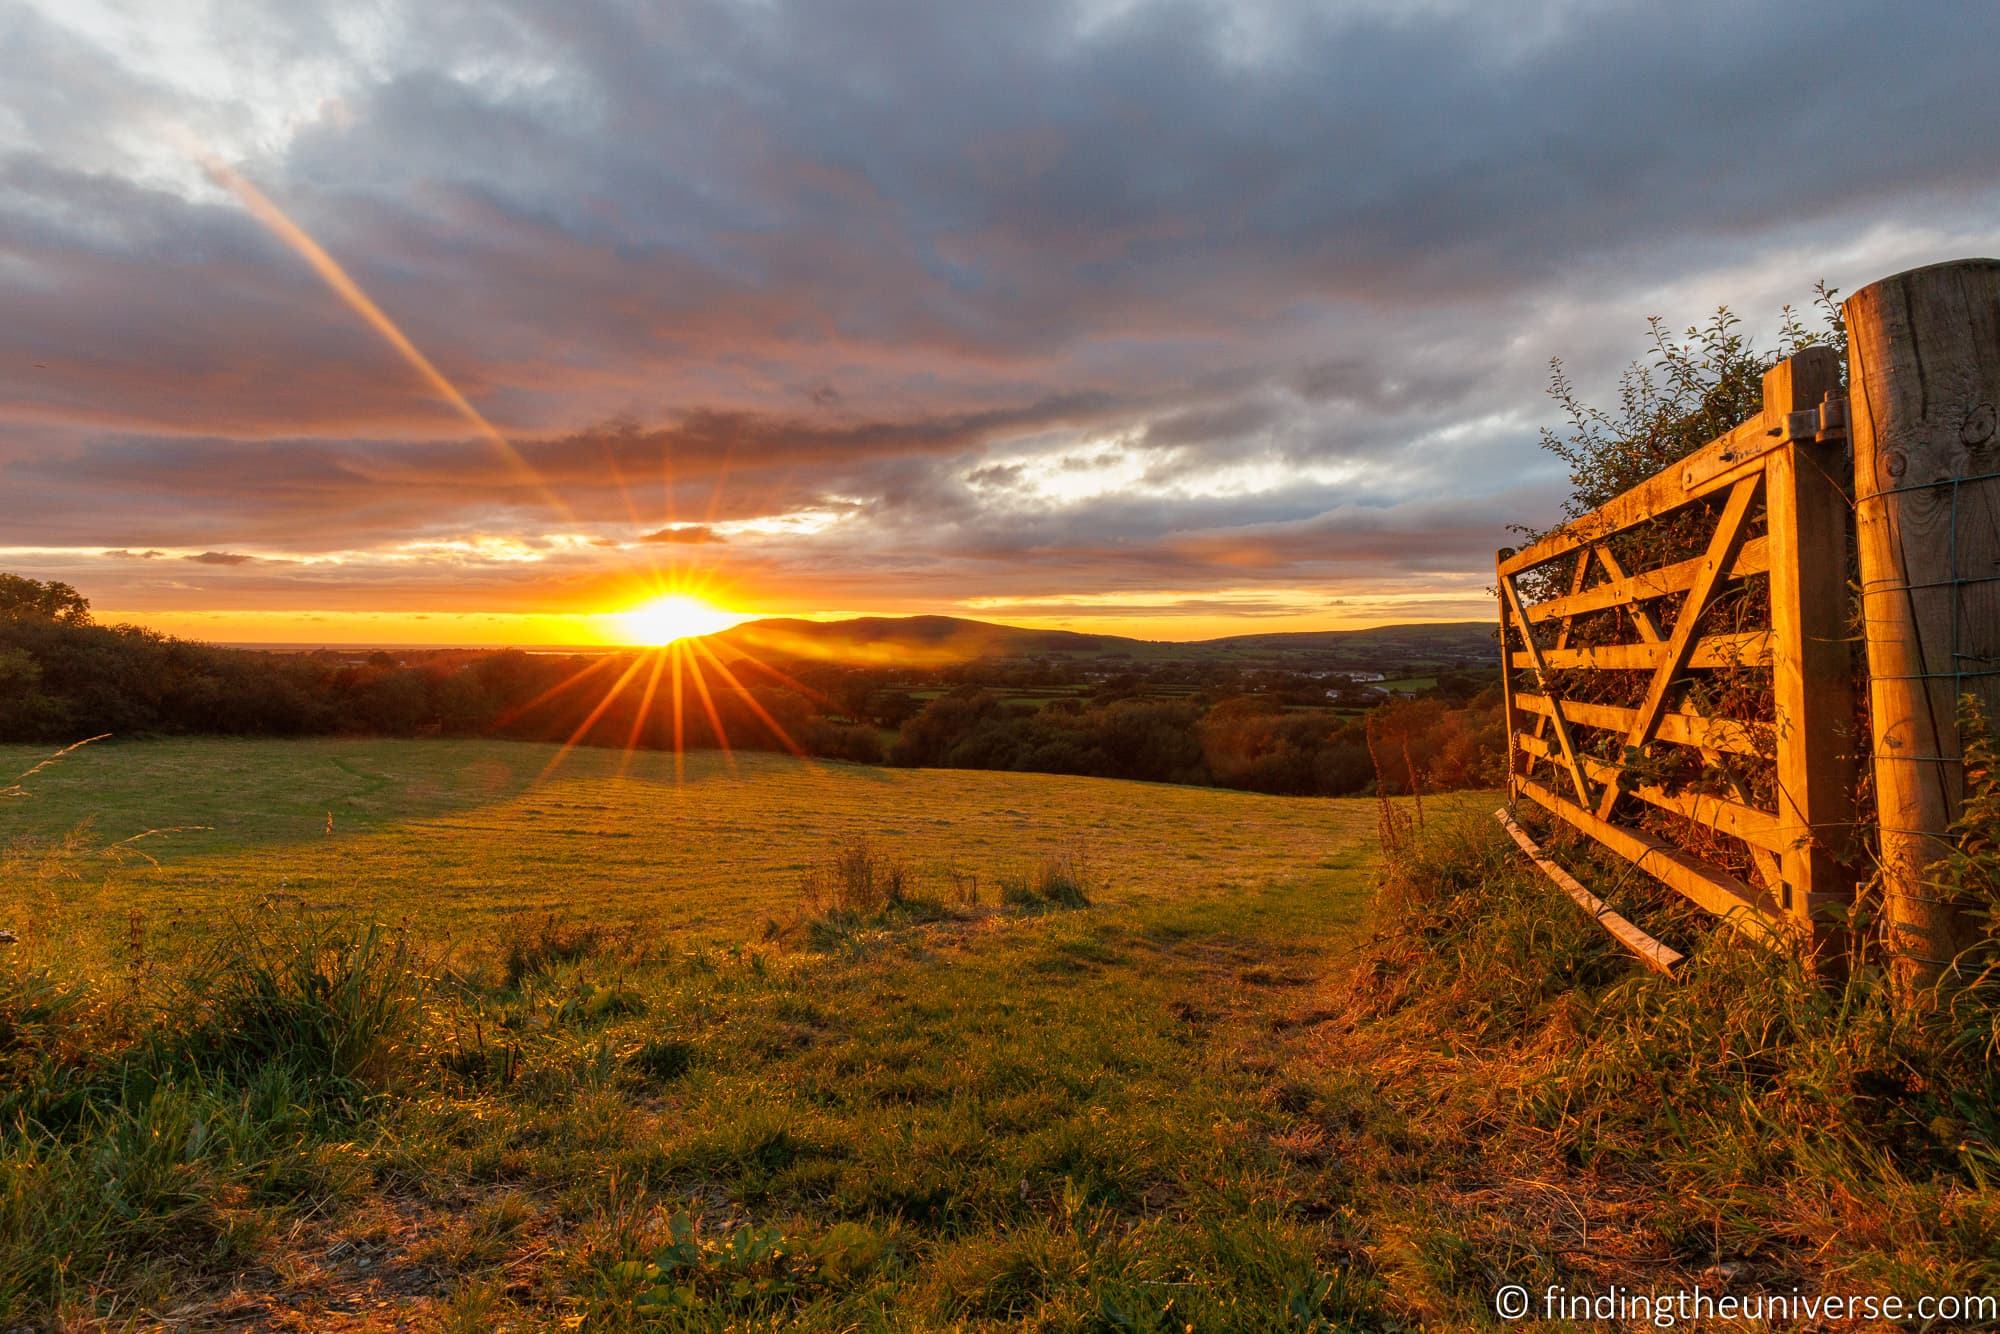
[{"x1": 1, "y1": 574, "x2": 1501, "y2": 796}]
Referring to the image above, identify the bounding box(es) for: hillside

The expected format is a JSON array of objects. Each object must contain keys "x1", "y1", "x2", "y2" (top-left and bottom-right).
[
  {"x1": 9, "y1": 740, "x2": 1992, "y2": 1326},
  {"x1": 0, "y1": 738, "x2": 1367, "y2": 943},
  {"x1": 0, "y1": 737, "x2": 1410, "y2": 1326},
  {"x1": 709, "y1": 614, "x2": 1495, "y2": 668}
]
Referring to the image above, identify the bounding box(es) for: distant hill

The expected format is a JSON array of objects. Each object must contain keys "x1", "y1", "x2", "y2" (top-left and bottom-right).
[{"x1": 707, "y1": 614, "x2": 1496, "y2": 669}]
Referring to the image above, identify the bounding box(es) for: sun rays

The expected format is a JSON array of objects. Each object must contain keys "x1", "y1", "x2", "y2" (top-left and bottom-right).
[
  {"x1": 528, "y1": 583, "x2": 818, "y2": 786},
  {"x1": 615, "y1": 593, "x2": 746, "y2": 646},
  {"x1": 203, "y1": 150, "x2": 825, "y2": 789}
]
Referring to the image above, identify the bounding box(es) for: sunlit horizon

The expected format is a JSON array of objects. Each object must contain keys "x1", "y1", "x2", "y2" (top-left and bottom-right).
[
  {"x1": 83, "y1": 597, "x2": 1495, "y2": 650},
  {"x1": 615, "y1": 594, "x2": 751, "y2": 646}
]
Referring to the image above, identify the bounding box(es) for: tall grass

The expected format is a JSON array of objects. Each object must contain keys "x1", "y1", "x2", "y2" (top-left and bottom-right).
[
  {"x1": 1338, "y1": 791, "x2": 2000, "y2": 1305},
  {"x1": 159, "y1": 910, "x2": 429, "y2": 1101},
  {"x1": 790, "y1": 836, "x2": 1096, "y2": 954},
  {"x1": 0, "y1": 906, "x2": 432, "y2": 1317},
  {"x1": 0, "y1": 739, "x2": 436, "y2": 1318}
]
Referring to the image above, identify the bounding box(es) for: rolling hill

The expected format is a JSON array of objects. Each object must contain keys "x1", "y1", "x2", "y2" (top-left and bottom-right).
[{"x1": 707, "y1": 614, "x2": 1496, "y2": 669}]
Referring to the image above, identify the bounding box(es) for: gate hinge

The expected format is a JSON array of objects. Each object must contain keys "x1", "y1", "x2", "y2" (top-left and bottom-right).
[{"x1": 1776, "y1": 392, "x2": 1848, "y2": 446}]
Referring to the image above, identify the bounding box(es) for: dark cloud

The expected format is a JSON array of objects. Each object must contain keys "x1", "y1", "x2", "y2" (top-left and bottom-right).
[{"x1": 1, "y1": 0, "x2": 1996, "y2": 627}]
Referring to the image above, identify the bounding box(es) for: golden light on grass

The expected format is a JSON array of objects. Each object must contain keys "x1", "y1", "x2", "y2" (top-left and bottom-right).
[{"x1": 614, "y1": 593, "x2": 747, "y2": 646}]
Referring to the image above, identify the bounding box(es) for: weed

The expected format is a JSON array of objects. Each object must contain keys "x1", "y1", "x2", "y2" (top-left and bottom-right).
[
  {"x1": 800, "y1": 837, "x2": 909, "y2": 915},
  {"x1": 1002, "y1": 845, "x2": 1098, "y2": 911},
  {"x1": 943, "y1": 861, "x2": 980, "y2": 907}
]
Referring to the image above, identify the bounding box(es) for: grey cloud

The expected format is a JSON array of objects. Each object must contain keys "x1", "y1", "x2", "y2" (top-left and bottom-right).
[{"x1": 640, "y1": 525, "x2": 725, "y2": 545}]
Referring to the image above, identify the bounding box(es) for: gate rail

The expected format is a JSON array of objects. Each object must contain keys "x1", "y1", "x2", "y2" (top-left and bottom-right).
[
  {"x1": 1498, "y1": 259, "x2": 2000, "y2": 984},
  {"x1": 1496, "y1": 346, "x2": 1857, "y2": 956}
]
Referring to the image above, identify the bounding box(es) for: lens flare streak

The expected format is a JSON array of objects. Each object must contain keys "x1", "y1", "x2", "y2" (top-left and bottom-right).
[{"x1": 199, "y1": 154, "x2": 567, "y2": 516}]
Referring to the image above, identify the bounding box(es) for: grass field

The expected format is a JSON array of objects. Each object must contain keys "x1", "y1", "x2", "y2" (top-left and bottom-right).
[
  {"x1": 1, "y1": 738, "x2": 1380, "y2": 965},
  {"x1": 1, "y1": 738, "x2": 1437, "y2": 1329}
]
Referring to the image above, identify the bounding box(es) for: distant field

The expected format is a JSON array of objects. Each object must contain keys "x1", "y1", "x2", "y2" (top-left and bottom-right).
[{"x1": 0, "y1": 737, "x2": 1385, "y2": 961}]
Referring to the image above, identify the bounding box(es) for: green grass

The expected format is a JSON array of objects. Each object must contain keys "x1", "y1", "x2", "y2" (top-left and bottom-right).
[
  {"x1": 1369, "y1": 677, "x2": 1436, "y2": 694},
  {"x1": 0, "y1": 737, "x2": 1383, "y2": 970},
  {"x1": 0, "y1": 737, "x2": 1434, "y2": 1328}
]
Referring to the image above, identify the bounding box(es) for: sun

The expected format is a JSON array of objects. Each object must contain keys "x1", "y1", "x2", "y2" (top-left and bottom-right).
[{"x1": 615, "y1": 594, "x2": 745, "y2": 646}]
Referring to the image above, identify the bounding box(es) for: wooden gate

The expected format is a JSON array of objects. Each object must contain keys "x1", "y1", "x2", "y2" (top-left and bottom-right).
[{"x1": 1495, "y1": 347, "x2": 1858, "y2": 955}]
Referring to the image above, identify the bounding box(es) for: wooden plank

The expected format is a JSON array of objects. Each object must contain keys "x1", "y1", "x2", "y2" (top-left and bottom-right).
[
  {"x1": 1597, "y1": 475, "x2": 1762, "y2": 819},
  {"x1": 1510, "y1": 630, "x2": 1770, "y2": 672},
  {"x1": 1593, "y1": 546, "x2": 1666, "y2": 643},
  {"x1": 1516, "y1": 694, "x2": 1783, "y2": 888},
  {"x1": 1761, "y1": 349, "x2": 1858, "y2": 953},
  {"x1": 1525, "y1": 550, "x2": 1595, "y2": 753},
  {"x1": 1528, "y1": 544, "x2": 1592, "y2": 732},
  {"x1": 1496, "y1": 807, "x2": 1682, "y2": 975},
  {"x1": 1516, "y1": 774, "x2": 1786, "y2": 944},
  {"x1": 1523, "y1": 538, "x2": 1768, "y2": 626},
  {"x1": 1516, "y1": 732, "x2": 1787, "y2": 853},
  {"x1": 1513, "y1": 692, "x2": 1765, "y2": 756},
  {"x1": 1499, "y1": 413, "x2": 1781, "y2": 577},
  {"x1": 1552, "y1": 549, "x2": 1592, "y2": 650},
  {"x1": 1677, "y1": 414, "x2": 1787, "y2": 492},
  {"x1": 1500, "y1": 574, "x2": 1593, "y2": 804}
]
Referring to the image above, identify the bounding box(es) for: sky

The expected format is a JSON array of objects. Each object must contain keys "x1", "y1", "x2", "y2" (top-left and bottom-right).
[{"x1": 3, "y1": 1, "x2": 1998, "y2": 646}]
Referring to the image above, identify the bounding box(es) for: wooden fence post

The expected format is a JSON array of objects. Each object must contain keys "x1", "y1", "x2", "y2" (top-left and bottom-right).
[
  {"x1": 1848, "y1": 258, "x2": 2000, "y2": 988},
  {"x1": 1761, "y1": 347, "x2": 1856, "y2": 959}
]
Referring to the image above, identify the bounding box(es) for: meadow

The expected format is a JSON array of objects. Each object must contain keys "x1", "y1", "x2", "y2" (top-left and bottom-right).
[
  {"x1": 0, "y1": 738, "x2": 1379, "y2": 965},
  {"x1": 0, "y1": 738, "x2": 1412, "y2": 1329}
]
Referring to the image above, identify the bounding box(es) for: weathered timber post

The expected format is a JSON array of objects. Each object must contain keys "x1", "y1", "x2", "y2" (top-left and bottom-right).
[
  {"x1": 1848, "y1": 258, "x2": 2000, "y2": 987},
  {"x1": 1761, "y1": 347, "x2": 1858, "y2": 959}
]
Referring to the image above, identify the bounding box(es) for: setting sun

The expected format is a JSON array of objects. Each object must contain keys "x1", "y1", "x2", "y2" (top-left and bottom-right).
[{"x1": 614, "y1": 594, "x2": 747, "y2": 646}]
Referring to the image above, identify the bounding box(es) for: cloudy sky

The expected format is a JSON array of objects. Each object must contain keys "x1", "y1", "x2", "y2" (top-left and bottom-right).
[{"x1": 3, "y1": 0, "x2": 1997, "y2": 644}]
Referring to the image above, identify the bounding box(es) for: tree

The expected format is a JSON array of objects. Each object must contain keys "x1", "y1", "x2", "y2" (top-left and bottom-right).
[{"x1": 0, "y1": 573, "x2": 91, "y2": 626}]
